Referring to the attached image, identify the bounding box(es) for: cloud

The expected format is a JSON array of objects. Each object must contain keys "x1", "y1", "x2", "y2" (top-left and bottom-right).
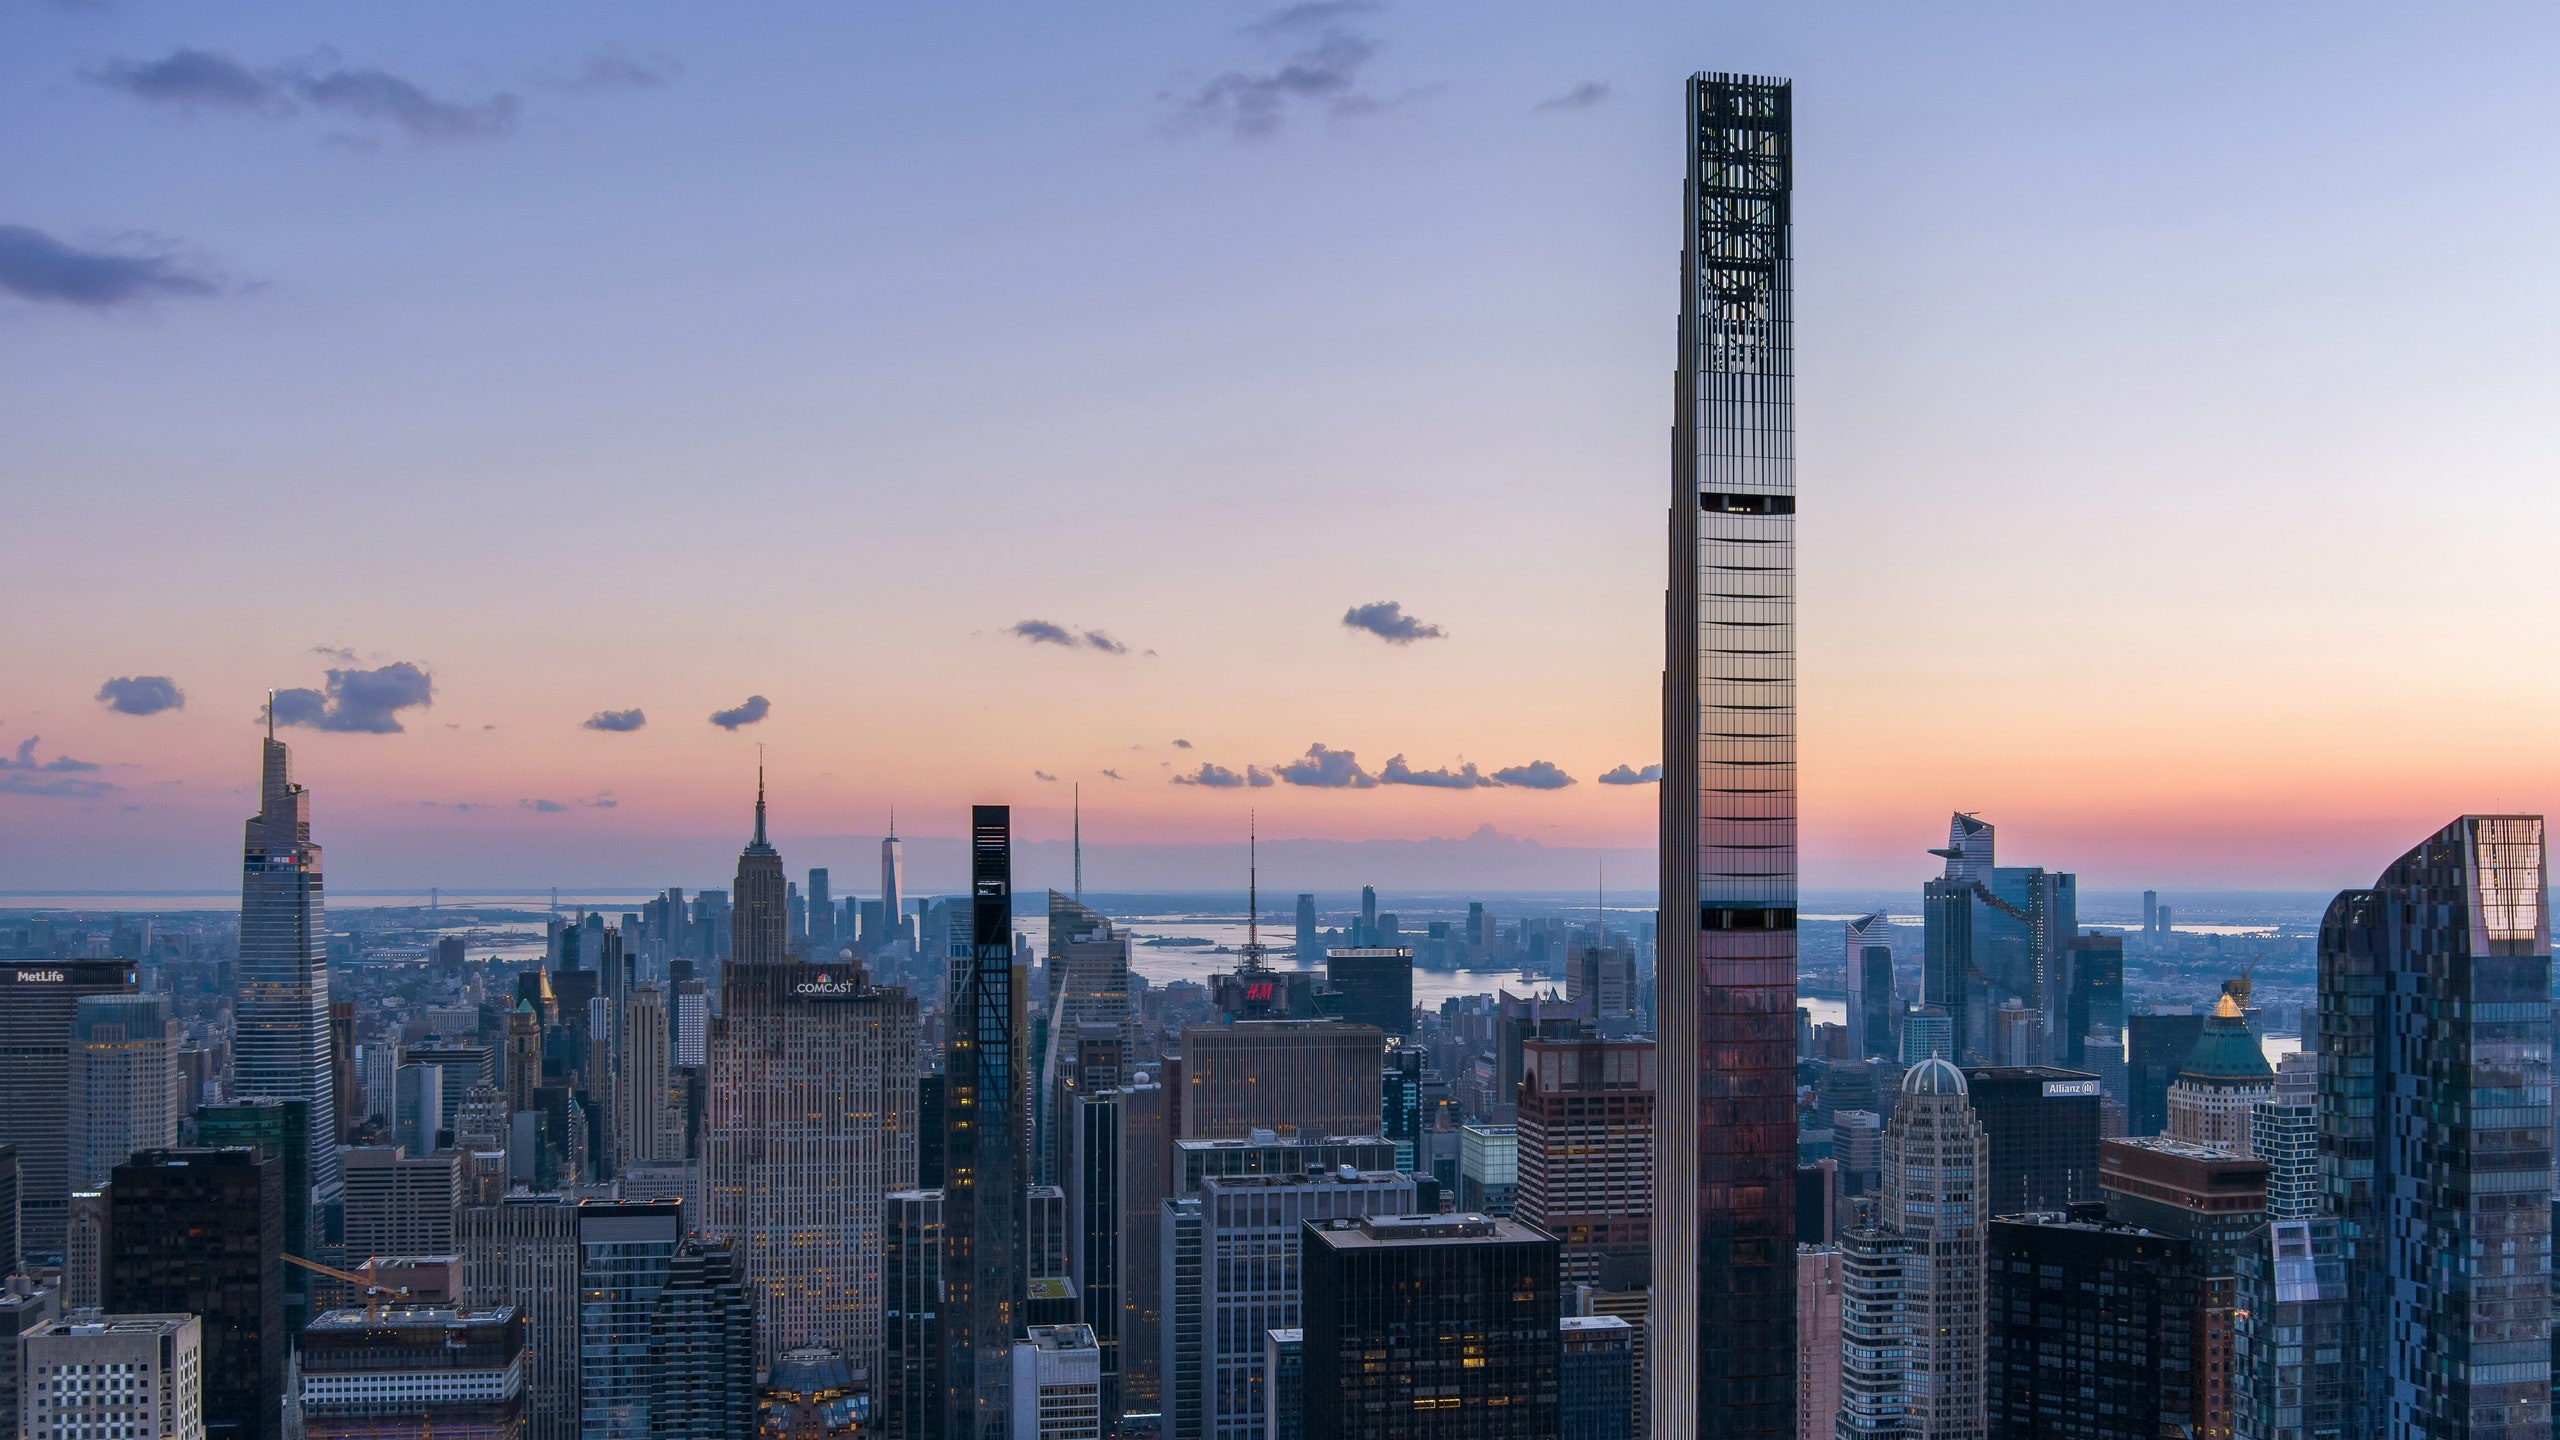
[
  {"x1": 521, "y1": 798, "x2": 568, "y2": 813},
  {"x1": 1172, "y1": 763, "x2": 1248, "y2": 789},
  {"x1": 268, "y1": 661, "x2": 434, "y2": 733},
  {"x1": 96, "y1": 675, "x2": 185, "y2": 716},
  {"x1": 1380, "y1": 754, "x2": 1495, "y2": 789},
  {"x1": 89, "y1": 48, "x2": 285, "y2": 110},
  {"x1": 709, "y1": 695, "x2": 770, "y2": 730},
  {"x1": 287, "y1": 57, "x2": 520, "y2": 142},
  {"x1": 1101, "y1": 769, "x2": 1125, "y2": 780},
  {"x1": 1275, "y1": 743, "x2": 1377, "y2": 788},
  {"x1": 0, "y1": 774, "x2": 114, "y2": 799},
  {"x1": 2, "y1": 737, "x2": 102, "y2": 772},
  {"x1": 519, "y1": 793, "x2": 613, "y2": 813},
  {"x1": 1598, "y1": 763, "x2": 1662, "y2": 785},
  {"x1": 1533, "y1": 80, "x2": 1610, "y2": 113},
  {"x1": 557, "y1": 51, "x2": 678, "y2": 93},
  {"x1": 1341, "y1": 600, "x2": 1445, "y2": 644},
  {"x1": 91, "y1": 47, "x2": 518, "y2": 143},
  {"x1": 1035, "y1": 770, "x2": 1059, "y2": 782},
  {"x1": 1491, "y1": 760, "x2": 1575, "y2": 790},
  {"x1": 1248, "y1": 765, "x2": 1275, "y2": 787},
  {"x1": 1172, "y1": 738, "x2": 1193, "y2": 749},
  {"x1": 0, "y1": 225, "x2": 220, "y2": 308},
  {"x1": 1007, "y1": 620, "x2": 1131, "y2": 654},
  {"x1": 583, "y1": 708, "x2": 646, "y2": 732},
  {"x1": 1167, "y1": 2, "x2": 1393, "y2": 139}
]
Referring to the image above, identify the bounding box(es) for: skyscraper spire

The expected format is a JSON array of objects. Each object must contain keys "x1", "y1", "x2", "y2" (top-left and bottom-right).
[
  {"x1": 1073, "y1": 783, "x2": 1082, "y2": 901},
  {"x1": 1240, "y1": 811, "x2": 1267, "y2": 972},
  {"x1": 754, "y1": 750, "x2": 769, "y2": 848}
]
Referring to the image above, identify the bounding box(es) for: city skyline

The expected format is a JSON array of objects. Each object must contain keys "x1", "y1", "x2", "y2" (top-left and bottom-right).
[{"x1": 11, "y1": 4, "x2": 2560, "y2": 894}]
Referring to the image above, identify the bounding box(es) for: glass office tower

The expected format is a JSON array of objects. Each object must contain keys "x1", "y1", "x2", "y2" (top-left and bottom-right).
[
  {"x1": 2319, "y1": 815, "x2": 2551, "y2": 1440},
  {"x1": 235, "y1": 734, "x2": 343, "y2": 1213},
  {"x1": 944, "y1": 806, "x2": 1023, "y2": 1440},
  {"x1": 1653, "y1": 70, "x2": 1797, "y2": 1440}
]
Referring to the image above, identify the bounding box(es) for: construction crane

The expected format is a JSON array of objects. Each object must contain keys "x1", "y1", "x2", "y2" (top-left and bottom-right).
[{"x1": 282, "y1": 1254, "x2": 414, "y2": 1320}]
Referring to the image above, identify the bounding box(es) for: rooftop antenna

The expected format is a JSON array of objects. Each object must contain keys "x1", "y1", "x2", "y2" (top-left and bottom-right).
[
  {"x1": 266, "y1": 689, "x2": 275, "y2": 741},
  {"x1": 1239, "y1": 810, "x2": 1268, "y2": 973},
  {"x1": 1074, "y1": 783, "x2": 1083, "y2": 901}
]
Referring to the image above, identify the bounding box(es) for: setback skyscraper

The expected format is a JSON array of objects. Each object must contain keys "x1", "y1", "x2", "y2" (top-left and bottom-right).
[
  {"x1": 731, "y1": 771, "x2": 788, "y2": 970},
  {"x1": 234, "y1": 731, "x2": 343, "y2": 1215},
  {"x1": 2319, "y1": 815, "x2": 2551, "y2": 1440},
  {"x1": 1654, "y1": 70, "x2": 1798, "y2": 1440},
  {"x1": 0, "y1": 959, "x2": 136, "y2": 1263}
]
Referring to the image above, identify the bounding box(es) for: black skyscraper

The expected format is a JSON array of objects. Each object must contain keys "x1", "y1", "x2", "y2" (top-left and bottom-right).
[
  {"x1": 1301, "y1": 1214, "x2": 1560, "y2": 1439},
  {"x1": 1961, "y1": 1067, "x2": 2103, "y2": 1218},
  {"x1": 2125, "y1": 1012, "x2": 2204, "y2": 1138},
  {"x1": 1987, "y1": 1208, "x2": 2195, "y2": 1440},
  {"x1": 106, "y1": 1147, "x2": 284, "y2": 1440},
  {"x1": 1325, "y1": 948, "x2": 1415, "y2": 1036},
  {"x1": 944, "y1": 805, "x2": 1024, "y2": 1440}
]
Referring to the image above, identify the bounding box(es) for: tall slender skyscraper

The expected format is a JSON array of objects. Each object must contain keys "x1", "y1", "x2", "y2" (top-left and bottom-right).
[
  {"x1": 235, "y1": 730, "x2": 343, "y2": 1217},
  {"x1": 1654, "y1": 70, "x2": 1797, "y2": 1440},
  {"x1": 2319, "y1": 815, "x2": 2551, "y2": 1440},
  {"x1": 945, "y1": 806, "x2": 1024, "y2": 1440},
  {"x1": 731, "y1": 770, "x2": 788, "y2": 969},
  {"x1": 882, "y1": 811, "x2": 907, "y2": 951}
]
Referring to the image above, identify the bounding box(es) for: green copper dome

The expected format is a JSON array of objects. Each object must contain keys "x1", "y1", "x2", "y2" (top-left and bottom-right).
[{"x1": 2178, "y1": 993, "x2": 2273, "y2": 1083}]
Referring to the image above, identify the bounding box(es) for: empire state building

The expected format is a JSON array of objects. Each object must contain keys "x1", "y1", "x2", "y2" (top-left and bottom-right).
[{"x1": 235, "y1": 729, "x2": 344, "y2": 1205}]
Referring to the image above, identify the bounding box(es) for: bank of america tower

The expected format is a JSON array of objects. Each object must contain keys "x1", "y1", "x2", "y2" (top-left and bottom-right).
[{"x1": 1652, "y1": 71, "x2": 1797, "y2": 1440}]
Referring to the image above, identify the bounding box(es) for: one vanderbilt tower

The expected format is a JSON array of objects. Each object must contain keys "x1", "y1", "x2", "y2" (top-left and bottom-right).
[{"x1": 1653, "y1": 71, "x2": 1797, "y2": 1440}]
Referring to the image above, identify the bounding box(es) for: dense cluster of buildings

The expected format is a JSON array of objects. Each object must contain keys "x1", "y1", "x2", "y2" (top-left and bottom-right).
[{"x1": 0, "y1": 67, "x2": 2550, "y2": 1440}]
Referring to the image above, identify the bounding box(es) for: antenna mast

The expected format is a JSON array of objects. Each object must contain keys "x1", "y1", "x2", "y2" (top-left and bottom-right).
[
  {"x1": 1074, "y1": 783, "x2": 1083, "y2": 901},
  {"x1": 1240, "y1": 811, "x2": 1267, "y2": 973}
]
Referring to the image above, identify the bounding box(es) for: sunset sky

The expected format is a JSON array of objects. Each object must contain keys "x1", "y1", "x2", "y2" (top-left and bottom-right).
[{"x1": 7, "y1": 2, "x2": 2559, "y2": 895}]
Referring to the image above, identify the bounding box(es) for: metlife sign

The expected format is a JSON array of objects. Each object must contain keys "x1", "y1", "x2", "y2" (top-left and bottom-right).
[{"x1": 2042, "y1": 1079, "x2": 2101, "y2": 1098}]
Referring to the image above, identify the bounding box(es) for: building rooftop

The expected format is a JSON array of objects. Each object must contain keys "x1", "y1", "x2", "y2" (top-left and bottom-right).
[
  {"x1": 1903, "y1": 1057, "x2": 1968, "y2": 1097},
  {"x1": 1023, "y1": 1324, "x2": 1097, "y2": 1353},
  {"x1": 1306, "y1": 1214, "x2": 1551, "y2": 1250},
  {"x1": 1561, "y1": 1315, "x2": 1634, "y2": 1335},
  {"x1": 304, "y1": 1305, "x2": 516, "y2": 1332}
]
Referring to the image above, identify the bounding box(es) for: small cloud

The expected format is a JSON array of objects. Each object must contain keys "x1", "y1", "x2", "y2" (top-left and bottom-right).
[
  {"x1": 1248, "y1": 766, "x2": 1275, "y2": 788},
  {"x1": 1341, "y1": 600, "x2": 1445, "y2": 644},
  {"x1": 1101, "y1": 769, "x2": 1125, "y2": 780},
  {"x1": 286, "y1": 54, "x2": 519, "y2": 143},
  {"x1": 0, "y1": 774, "x2": 114, "y2": 799},
  {"x1": 583, "y1": 708, "x2": 646, "y2": 733},
  {"x1": 521, "y1": 798, "x2": 569, "y2": 813},
  {"x1": 2, "y1": 737, "x2": 102, "y2": 773},
  {"x1": 269, "y1": 661, "x2": 434, "y2": 733},
  {"x1": 1533, "y1": 80, "x2": 1610, "y2": 113},
  {"x1": 1035, "y1": 770, "x2": 1059, "y2": 782},
  {"x1": 709, "y1": 695, "x2": 770, "y2": 730},
  {"x1": 1173, "y1": 738, "x2": 1194, "y2": 749},
  {"x1": 557, "y1": 50, "x2": 679, "y2": 94},
  {"x1": 593, "y1": 797, "x2": 618, "y2": 809},
  {"x1": 0, "y1": 225, "x2": 220, "y2": 309},
  {"x1": 1491, "y1": 760, "x2": 1575, "y2": 790},
  {"x1": 1172, "y1": 763, "x2": 1248, "y2": 789},
  {"x1": 1167, "y1": 2, "x2": 1393, "y2": 140},
  {"x1": 1380, "y1": 754, "x2": 1495, "y2": 789},
  {"x1": 89, "y1": 48, "x2": 285, "y2": 111},
  {"x1": 311, "y1": 645, "x2": 359, "y2": 662},
  {"x1": 96, "y1": 675, "x2": 185, "y2": 716},
  {"x1": 1007, "y1": 620, "x2": 1131, "y2": 654},
  {"x1": 1275, "y1": 743, "x2": 1376, "y2": 788},
  {"x1": 1598, "y1": 763, "x2": 1662, "y2": 785}
]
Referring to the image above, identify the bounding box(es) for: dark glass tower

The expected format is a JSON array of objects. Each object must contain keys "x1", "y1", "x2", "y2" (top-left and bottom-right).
[
  {"x1": 944, "y1": 805, "x2": 1023, "y2": 1440},
  {"x1": 1300, "y1": 1214, "x2": 1561, "y2": 1439},
  {"x1": 1654, "y1": 70, "x2": 1796, "y2": 1440},
  {"x1": 106, "y1": 1147, "x2": 284, "y2": 1440},
  {"x1": 234, "y1": 733, "x2": 342, "y2": 1212},
  {"x1": 2319, "y1": 816, "x2": 2551, "y2": 1440}
]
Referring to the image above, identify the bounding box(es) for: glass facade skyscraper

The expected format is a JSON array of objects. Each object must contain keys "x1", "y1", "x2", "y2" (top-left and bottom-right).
[
  {"x1": 944, "y1": 805, "x2": 1023, "y2": 1440},
  {"x1": 2318, "y1": 815, "x2": 2551, "y2": 1440},
  {"x1": 1654, "y1": 70, "x2": 1797, "y2": 1440},
  {"x1": 234, "y1": 734, "x2": 342, "y2": 1212}
]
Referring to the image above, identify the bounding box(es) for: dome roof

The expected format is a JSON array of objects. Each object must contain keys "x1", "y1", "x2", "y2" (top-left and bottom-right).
[
  {"x1": 1902, "y1": 1056, "x2": 1969, "y2": 1097},
  {"x1": 2179, "y1": 999, "x2": 2273, "y2": 1083}
]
